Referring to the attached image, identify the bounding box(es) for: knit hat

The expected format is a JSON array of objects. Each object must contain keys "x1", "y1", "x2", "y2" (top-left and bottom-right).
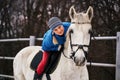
[{"x1": 48, "y1": 17, "x2": 62, "y2": 30}]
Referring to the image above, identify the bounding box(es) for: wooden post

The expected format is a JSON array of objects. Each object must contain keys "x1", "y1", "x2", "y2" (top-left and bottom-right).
[
  {"x1": 116, "y1": 32, "x2": 120, "y2": 80},
  {"x1": 29, "y1": 36, "x2": 35, "y2": 46}
]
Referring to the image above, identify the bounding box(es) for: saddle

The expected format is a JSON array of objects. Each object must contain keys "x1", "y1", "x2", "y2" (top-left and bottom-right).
[{"x1": 30, "y1": 50, "x2": 61, "y2": 74}]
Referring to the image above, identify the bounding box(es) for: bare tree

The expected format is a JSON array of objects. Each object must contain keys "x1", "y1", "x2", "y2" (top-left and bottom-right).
[{"x1": 0, "y1": 0, "x2": 14, "y2": 38}]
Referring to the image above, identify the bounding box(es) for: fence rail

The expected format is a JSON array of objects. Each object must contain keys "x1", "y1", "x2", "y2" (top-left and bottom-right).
[
  {"x1": 0, "y1": 56, "x2": 116, "y2": 68},
  {"x1": 0, "y1": 34, "x2": 119, "y2": 80},
  {"x1": 0, "y1": 56, "x2": 14, "y2": 60},
  {"x1": 0, "y1": 36, "x2": 117, "y2": 42},
  {"x1": 0, "y1": 74, "x2": 14, "y2": 79}
]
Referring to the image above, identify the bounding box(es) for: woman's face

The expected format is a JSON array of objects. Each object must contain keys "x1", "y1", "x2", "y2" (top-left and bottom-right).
[{"x1": 53, "y1": 25, "x2": 64, "y2": 36}]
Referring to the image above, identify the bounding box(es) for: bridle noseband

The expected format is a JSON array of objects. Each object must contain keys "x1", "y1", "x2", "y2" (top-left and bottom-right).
[{"x1": 63, "y1": 22, "x2": 92, "y2": 60}]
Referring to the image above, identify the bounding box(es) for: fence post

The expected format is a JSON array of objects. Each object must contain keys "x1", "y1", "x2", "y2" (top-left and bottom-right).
[
  {"x1": 116, "y1": 32, "x2": 120, "y2": 80},
  {"x1": 29, "y1": 36, "x2": 35, "y2": 46}
]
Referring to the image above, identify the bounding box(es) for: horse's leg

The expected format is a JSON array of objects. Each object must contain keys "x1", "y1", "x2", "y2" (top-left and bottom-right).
[
  {"x1": 14, "y1": 73, "x2": 25, "y2": 80},
  {"x1": 23, "y1": 50, "x2": 40, "y2": 80},
  {"x1": 25, "y1": 70, "x2": 34, "y2": 80},
  {"x1": 80, "y1": 66, "x2": 89, "y2": 80}
]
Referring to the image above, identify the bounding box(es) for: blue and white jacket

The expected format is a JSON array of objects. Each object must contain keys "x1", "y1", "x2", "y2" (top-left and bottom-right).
[{"x1": 42, "y1": 22, "x2": 71, "y2": 51}]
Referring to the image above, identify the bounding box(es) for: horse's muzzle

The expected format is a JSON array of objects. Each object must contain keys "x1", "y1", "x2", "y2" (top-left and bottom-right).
[{"x1": 74, "y1": 57, "x2": 86, "y2": 66}]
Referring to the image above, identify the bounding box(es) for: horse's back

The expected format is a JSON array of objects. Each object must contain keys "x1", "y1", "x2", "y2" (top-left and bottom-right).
[
  {"x1": 13, "y1": 46, "x2": 41, "y2": 80},
  {"x1": 13, "y1": 46, "x2": 41, "y2": 65}
]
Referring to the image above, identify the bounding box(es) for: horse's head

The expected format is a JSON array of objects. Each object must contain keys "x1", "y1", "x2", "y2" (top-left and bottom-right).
[{"x1": 64, "y1": 6, "x2": 93, "y2": 66}]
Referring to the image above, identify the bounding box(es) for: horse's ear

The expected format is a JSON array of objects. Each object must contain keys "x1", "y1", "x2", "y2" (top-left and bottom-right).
[
  {"x1": 69, "y1": 6, "x2": 77, "y2": 20},
  {"x1": 86, "y1": 6, "x2": 93, "y2": 22}
]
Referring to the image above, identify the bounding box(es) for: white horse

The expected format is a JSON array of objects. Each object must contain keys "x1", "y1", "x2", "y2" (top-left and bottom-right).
[{"x1": 13, "y1": 6, "x2": 93, "y2": 80}]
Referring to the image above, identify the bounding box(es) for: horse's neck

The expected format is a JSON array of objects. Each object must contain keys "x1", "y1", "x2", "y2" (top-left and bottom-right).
[
  {"x1": 50, "y1": 52, "x2": 88, "y2": 80},
  {"x1": 56, "y1": 54, "x2": 83, "y2": 80}
]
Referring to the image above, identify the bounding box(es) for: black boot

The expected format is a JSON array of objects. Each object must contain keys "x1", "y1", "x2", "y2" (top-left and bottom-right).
[{"x1": 33, "y1": 71, "x2": 43, "y2": 80}]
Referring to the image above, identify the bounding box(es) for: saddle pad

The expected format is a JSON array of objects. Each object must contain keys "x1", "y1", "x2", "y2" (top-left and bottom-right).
[
  {"x1": 30, "y1": 51, "x2": 43, "y2": 70},
  {"x1": 30, "y1": 51, "x2": 61, "y2": 74}
]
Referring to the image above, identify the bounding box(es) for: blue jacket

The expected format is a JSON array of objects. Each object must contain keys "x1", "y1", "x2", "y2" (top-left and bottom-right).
[{"x1": 42, "y1": 22, "x2": 71, "y2": 51}]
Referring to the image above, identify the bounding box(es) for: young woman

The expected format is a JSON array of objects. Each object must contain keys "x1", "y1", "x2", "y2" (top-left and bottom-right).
[{"x1": 34, "y1": 17, "x2": 71, "y2": 80}]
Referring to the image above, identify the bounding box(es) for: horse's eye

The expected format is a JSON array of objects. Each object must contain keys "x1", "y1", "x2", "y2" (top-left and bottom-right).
[{"x1": 69, "y1": 29, "x2": 73, "y2": 34}]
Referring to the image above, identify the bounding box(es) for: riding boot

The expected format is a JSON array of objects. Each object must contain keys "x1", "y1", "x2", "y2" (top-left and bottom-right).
[{"x1": 33, "y1": 71, "x2": 43, "y2": 80}]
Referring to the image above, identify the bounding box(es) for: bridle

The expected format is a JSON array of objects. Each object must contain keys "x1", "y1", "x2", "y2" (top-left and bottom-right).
[{"x1": 63, "y1": 22, "x2": 92, "y2": 60}]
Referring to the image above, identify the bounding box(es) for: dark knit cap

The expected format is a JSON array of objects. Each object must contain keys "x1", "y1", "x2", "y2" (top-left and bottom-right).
[{"x1": 48, "y1": 17, "x2": 62, "y2": 30}]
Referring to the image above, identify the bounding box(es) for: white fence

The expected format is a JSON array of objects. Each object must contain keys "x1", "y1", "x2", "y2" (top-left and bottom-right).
[{"x1": 0, "y1": 32, "x2": 120, "y2": 80}]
